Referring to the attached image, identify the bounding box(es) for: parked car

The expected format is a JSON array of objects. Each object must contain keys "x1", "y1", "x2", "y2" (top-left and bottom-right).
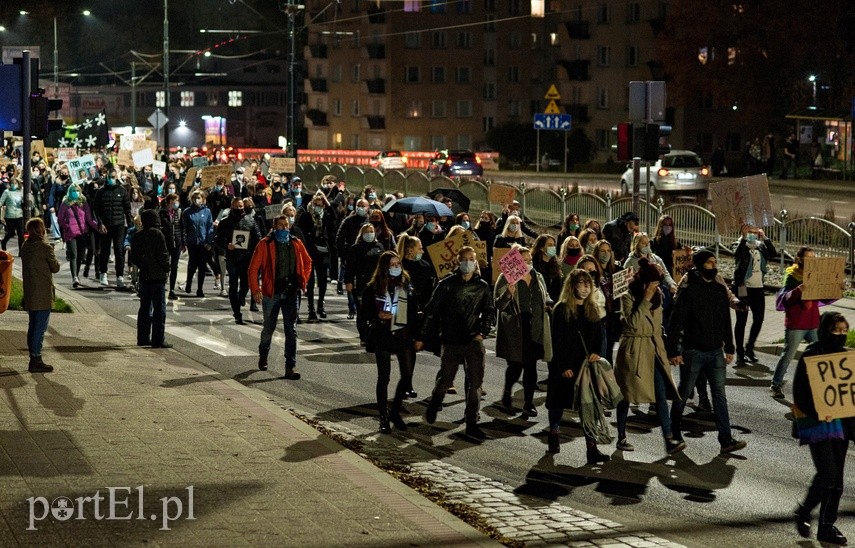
[
  {"x1": 619, "y1": 150, "x2": 711, "y2": 195},
  {"x1": 369, "y1": 150, "x2": 408, "y2": 171},
  {"x1": 427, "y1": 149, "x2": 484, "y2": 179}
]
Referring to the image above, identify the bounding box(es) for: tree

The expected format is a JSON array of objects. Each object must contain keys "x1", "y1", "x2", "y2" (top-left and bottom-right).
[{"x1": 486, "y1": 121, "x2": 594, "y2": 167}]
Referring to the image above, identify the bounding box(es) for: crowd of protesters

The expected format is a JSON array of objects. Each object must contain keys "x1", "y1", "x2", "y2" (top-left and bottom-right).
[{"x1": 1, "y1": 146, "x2": 851, "y2": 545}]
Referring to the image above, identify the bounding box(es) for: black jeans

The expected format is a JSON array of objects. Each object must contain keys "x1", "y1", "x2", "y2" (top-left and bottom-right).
[
  {"x1": 137, "y1": 281, "x2": 167, "y2": 346},
  {"x1": 734, "y1": 287, "x2": 765, "y2": 357},
  {"x1": 306, "y1": 252, "x2": 330, "y2": 312},
  {"x1": 1, "y1": 217, "x2": 23, "y2": 251},
  {"x1": 802, "y1": 438, "x2": 847, "y2": 526},
  {"x1": 375, "y1": 329, "x2": 414, "y2": 412},
  {"x1": 226, "y1": 254, "x2": 251, "y2": 317},
  {"x1": 98, "y1": 224, "x2": 126, "y2": 277},
  {"x1": 64, "y1": 234, "x2": 88, "y2": 279},
  {"x1": 167, "y1": 247, "x2": 181, "y2": 292},
  {"x1": 430, "y1": 339, "x2": 486, "y2": 425},
  {"x1": 185, "y1": 245, "x2": 207, "y2": 292},
  {"x1": 505, "y1": 358, "x2": 538, "y2": 405}
]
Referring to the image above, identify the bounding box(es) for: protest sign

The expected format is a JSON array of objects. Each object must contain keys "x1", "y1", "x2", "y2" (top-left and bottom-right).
[
  {"x1": 132, "y1": 147, "x2": 154, "y2": 168},
  {"x1": 151, "y1": 160, "x2": 167, "y2": 177},
  {"x1": 199, "y1": 164, "x2": 232, "y2": 189},
  {"x1": 805, "y1": 352, "x2": 855, "y2": 420},
  {"x1": 497, "y1": 247, "x2": 529, "y2": 286},
  {"x1": 269, "y1": 157, "x2": 296, "y2": 174},
  {"x1": 672, "y1": 247, "x2": 693, "y2": 284},
  {"x1": 192, "y1": 156, "x2": 209, "y2": 168},
  {"x1": 488, "y1": 184, "x2": 516, "y2": 205},
  {"x1": 491, "y1": 247, "x2": 511, "y2": 284},
  {"x1": 119, "y1": 134, "x2": 145, "y2": 151},
  {"x1": 802, "y1": 256, "x2": 846, "y2": 301},
  {"x1": 56, "y1": 148, "x2": 77, "y2": 162},
  {"x1": 232, "y1": 230, "x2": 250, "y2": 250},
  {"x1": 183, "y1": 167, "x2": 198, "y2": 188},
  {"x1": 457, "y1": 230, "x2": 488, "y2": 266},
  {"x1": 67, "y1": 154, "x2": 96, "y2": 184},
  {"x1": 709, "y1": 174, "x2": 774, "y2": 234},
  {"x1": 31, "y1": 140, "x2": 46, "y2": 160},
  {"x1": 265, "y1": 204, "x2": 282, "y2": 220},
  {"x1": 426, "y1": 232, "x2": 465, "y2": 279},
  {"x1": 612, "y1": 268, "x2": 633, "y2": 299}
]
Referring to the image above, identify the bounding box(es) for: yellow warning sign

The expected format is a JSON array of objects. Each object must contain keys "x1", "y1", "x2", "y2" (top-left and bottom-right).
[
  {"x1": 544, "y1": 84, "x2": 561, "y2": 100},
  {"x1": 544, "y1": 100, "x2": 560, "y2": 114}
]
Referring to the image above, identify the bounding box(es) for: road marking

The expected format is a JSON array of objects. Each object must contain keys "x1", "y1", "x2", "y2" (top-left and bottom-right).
[{"x1": 165, "y1": 326, "x2": 255, "y2": 356}]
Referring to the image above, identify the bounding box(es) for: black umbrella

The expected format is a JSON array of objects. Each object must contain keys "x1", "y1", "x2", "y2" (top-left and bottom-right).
[
  {"x1": 382, "y1": 197, "x2": 454, "y2": 217},
  {"x1": 426, "y1": 187, "x2": 470, "y2": 213}
]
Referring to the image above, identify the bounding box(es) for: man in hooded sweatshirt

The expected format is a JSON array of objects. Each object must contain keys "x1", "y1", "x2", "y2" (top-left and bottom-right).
[{"x1": 131, "y1": 209, "x2": 172, "y2": 348}]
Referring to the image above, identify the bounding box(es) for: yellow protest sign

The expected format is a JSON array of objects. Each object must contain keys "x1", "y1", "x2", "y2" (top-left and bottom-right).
[
  {"x1": 426, "y1": 232, "x2": 465, "y2": 279},
  {"x1": 805, "y1": 351, "x2": 855, "y2": 420},
  {"x1": 802, "y1": 256, "x2": 845, "y2": 301}
]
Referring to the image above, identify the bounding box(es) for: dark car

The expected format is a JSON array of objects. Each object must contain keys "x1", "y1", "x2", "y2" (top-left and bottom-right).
[{"x1": 427, "y1": 149, "x2": 484, "y2": 179}]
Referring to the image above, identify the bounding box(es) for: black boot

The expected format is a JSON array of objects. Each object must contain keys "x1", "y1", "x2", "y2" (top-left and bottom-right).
[
  {"x1": 389, "y1": 406, "x2": 407, "y2": 431},
  {"x1": 547, "y1": 432, "x2": 560, "y2": 453},
  {"x1": 586, "y1": 445, "x2": 610, "y2": 465},
  {"x1": 317, "y1": 302, "x2": 327, "y2": 319},
  {"x1": 378, "y1": 412, "x2": 391, "y2": 434},
  {"x1": 501, "y1": 390, "x2": 512, "y2": 411},
  {"x1": 818, "y1": 525, "x2": 847, "y2": 545},
  {"x1": 28, "y1": 356, "x2": 54, "y2": 373},
  {"x1": 794, "y1": 504, "x2": 811, "y2": 539}
]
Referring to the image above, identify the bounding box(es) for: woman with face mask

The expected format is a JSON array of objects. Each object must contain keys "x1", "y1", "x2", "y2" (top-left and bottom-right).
[
  {"x1": 181, "y1": 191, "x2": 215, "y2": 297},
  {"x1": 556, "y1": 213, "x2": 581, "y2": 251},
  {"x1": 0, "y1": 177, "x2": 26, "y2": 252},
  {"x1": 579, "y1": 228, "x2": 599, "y2": 256},
  {"x1": 361, "y1": 251, "x2": 422, "y2": 433},
  {"x1": 296, "y1": 191, "x2": 337, "y2": 321},
  {"x1": 56, "y1": 183, "x2": 100, "y2": 288},
  {"x1": 650, "y1": 215, "x2": 680, "y2": 276},
  {"x1": 791, "y1": 312, "x2": 853, "y2": 545},
  {"x1": 344, "y1": 224, "x2": 385, "y2": 337},
  {"x1": 368, "y1": 211, "x2": 396, "y2": 251},
  {"x1": 531, "y1": 234, "x2": 562, "y2": 302},
  {"x1": 731, "y1": 224, "x2": 777, "y2": 367},
  {"x1": 558, "y1": 236, "x2": 583, "y2": 275},
  {"x1": 158, "y1": 193, "x2": 185, "y2": 300},
  {"x1": 592, "y1": 240, "x2": 623, "y2": 361},
  {"x1": 494, "y1": 215, "x2": 526, "y2": 250}
]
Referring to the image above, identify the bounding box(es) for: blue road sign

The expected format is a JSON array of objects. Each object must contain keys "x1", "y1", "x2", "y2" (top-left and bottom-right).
[{"x1": 533, "y1": 113, "x2": 572, "y2": 131}]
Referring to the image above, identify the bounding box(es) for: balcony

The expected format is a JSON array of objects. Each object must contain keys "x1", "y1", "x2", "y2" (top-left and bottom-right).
[
  {"x1": 307, "y1": 44, "x2": 328, "y2": 59},
  {"x1": 558, "y1": 59, "x2": 590, "y2": 81},
  {"x1": 564, "y1": 21, "x2": 590, "y2": 39},
  {"x1": 367, "y1": 5, "x2": 386, "y2": 24},
  {"x1": 363, "y1": 115, "x2": 385, "y2": 130},
  {"x1": 364, "y1": 44, "x2": 386, "y2": 59},
  {"x1": 364, "y1": 78, "x2": 385, "y2": 94},
  {"x1": 306, "y1": 109, "x2": 328, "y2": 127},
  {"x1": 566, "y1": 103, "x2": 589, "y2": 123},
  {"x1": 309, "y1": 79, "x2": 329, "y2": 92}
]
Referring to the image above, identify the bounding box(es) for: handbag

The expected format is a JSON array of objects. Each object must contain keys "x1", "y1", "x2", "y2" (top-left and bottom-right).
[{"x1": 774, "y1": 286, "x2": 787, "y2": 312}]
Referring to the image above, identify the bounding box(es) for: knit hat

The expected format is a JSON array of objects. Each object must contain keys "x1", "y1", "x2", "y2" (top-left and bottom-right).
[
  {"x1": 635, "y1": 257, "x2": 662, "y2": 284},
  {"x1": 692, "y1": 249, "x2": 715, "y2": 269}
]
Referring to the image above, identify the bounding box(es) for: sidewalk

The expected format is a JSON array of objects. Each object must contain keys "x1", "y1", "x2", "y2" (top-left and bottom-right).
[{"x1": 0, "y1": 281, "x2": 497, "y2": 546}]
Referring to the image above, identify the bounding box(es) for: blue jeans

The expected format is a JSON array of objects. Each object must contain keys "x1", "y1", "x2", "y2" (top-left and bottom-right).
[
  {"x1": 137, "y1": 281, "x2": 167, "y2": 346},
  {"x1": 617, "y1": 365, "x2": 673, "y2": 438},
  {"x1": 772, "y1": 328, "x2": 818, "y2": 387},
  {"x1": 670, "y1": 348, "x2": 732, "y2": 445},
  {"x1": 27, "y1": 310, "x2": 51, "y2": 358},
  {"x1": 259, "y1": 292, "x2": 299, "y2": 368}
]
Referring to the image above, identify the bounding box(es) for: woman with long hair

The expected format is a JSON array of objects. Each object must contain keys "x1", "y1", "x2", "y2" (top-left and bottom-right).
[
  {"x1": 592, "y1": 239, "x2": 623, "y2": 359},
  {"x1": 473, "y1": 211, "x2": 497, "y2": 283},
  {"x1": 558, "y1": 236, "x2": 583, "y2": 275},
  {"x1": 344, "y1": 223, "x2": 386, "y2": 340},
  {"x1": 56, "y1": 182, "x2": 99, "y2": 288},
  {"x1": 361, "y1": 251, "x2": 421, "y2": 433},
  {"x1": 494, "y1": 214, "x2": 527, "y2": 249},
  {"x1": 531, "y1": 234, "x2": 563, "y2": 302},
  {"x1": 20, "y1": 217, "x2": 60, "y2": 372},
  {"x1": 397, "y1": 234, "x2": 436, "y2": 399},
  {"x1": 579, "y1": 228, "x2": 599, "y2": 256},
  {"x1": 556, "y1": 213, "x2": 581, "y2": 250},
  {"x1": 650, "y1": 214, "x2": 680, "y2": 277},
  {"x1": 368, "y1": 208, "x2": 396, "y2": 251}
]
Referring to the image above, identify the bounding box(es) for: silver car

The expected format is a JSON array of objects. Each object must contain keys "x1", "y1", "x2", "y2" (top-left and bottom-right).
[{"x1": 620, "y1": 150, "x2": 711, "y2": 195}]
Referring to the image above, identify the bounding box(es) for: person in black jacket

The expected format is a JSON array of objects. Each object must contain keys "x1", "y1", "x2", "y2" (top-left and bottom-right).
[
  {"x1": 397, "y1": 234, "x2": 436, "y2": 399},
  {"x1": 732, "y1": 224, "x2": 777, "y2": 366},
  {"x1": 602, "y1": 211, "x2": 638, "y2": 264},
  {"x1": 344, "y1": 224, "x2": 385, "y2": 337},
  {"x1": 158, "y1": 193, "x2": 184, "y2": 300},
  {"x1": 337, "y1": 199, "x2": 370, "y2": 317},
  {"x1": 92, "y1": 166, "x2": 133, "y2": 288},
  {"x1": 131, "y1": 210, "x2": 172, "y2": 349},
  {"x1": 416, "y1": 246, "x2": 495, "y2": 441},
  {"x1": 792, "y1": 311, "x2": 853, "y2": 545},
  {"x1": 495, "y1": 200, "x2": 539, "y2": 239},
  {"x1": 215, "y1": 197, "x2": 263, "y2": 324},
  {"x1": 666, "y1": 250, "x2": 747, "y2": 455},
  {"x1": 297, "y1": 191, "x2": 338, "y2": 320}
]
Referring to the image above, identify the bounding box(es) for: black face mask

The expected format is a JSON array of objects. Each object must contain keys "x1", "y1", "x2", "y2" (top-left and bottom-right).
[
  {"x1": 230, "y1": 209, "x2": 244, "y2": 217},
  {"x1": 567, "y1": 248, "x2": 581, "y2": 256},
  {"x1": 701, "y1": 268, "x2": 718, "y2": 280},
  {"x1": 829, "y1": 334, "x2": 848, "y2": 350}
]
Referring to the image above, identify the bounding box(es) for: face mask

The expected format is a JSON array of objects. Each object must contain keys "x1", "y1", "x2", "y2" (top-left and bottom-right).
[
  {"x1": 461, "y1": 221, "x2": 470, "y2": 230},
  {"x1": 288, "y1": 216, "x2": 296, "y2": 225},
  {"x1": 107, "y1": 178, "x2": 116, "y2": 186},
  {"x1": 575, "y1": 286, "x2": 591, "y2": 300},
  {"x1": 569, "y1": 223, "x2": 580, "y2": 232},
  {"x1": 274, "y1": 229, "x2": 291, "y2": 244},
  {"x1": 662, "y1": 226, "x2": 673, "y2": 236},
  {"x1": 59, "y1": 174, "x2": 69, "y2": 181},
  {"x1": 545, "y1": 246, "x2": 557, "y2": 258},
  {"x1": 313, "y1": 205, "x2": 323, "y2": 214},
  {"x1": 425, "y1": 222, "x2": 435, "y2": 232},
  {"x1": 231, "y1": 208, "x2": 244, "y2": 217},
  {"x1": 585, "y1": 243, "x2": 596, "y2": 254},
  {"x1": 829, "y1": 334, "x2": 848, "y2": 349},
  {"x1": 347, "y1": 204, "x2": 354, "y2": 211},
  {"x1": 507, "y1": 224, "x2": 519, "y2": 233},
  {"x1": 598, "y1": 252, "x2": 611, "y2": 264},
  {"x1": 171, "y1": 202, "x2": 180, "y2": 210},
  {"x1": 292, "y1": 187, "x2": 302, "y2": 194},
  {"x1": 167, "y1": 188, "x2": 176, "y2": 194},
  {"x1": 368, "y1": 193, "x2": 377, "y2": 200},
  {"x1": 362, "y1": 232, "x2": 375, "y2": 243},
  {"x1": 701, "y1": 268, "x2": 718, "y2": 280},
  {"x1": 194, "y1": 199, "x2": 202, "y2": 206},
  {"x1": 746, "y1": 233, "x2": 757, "y2": 244},
  {"x1": 458, "y1": 260, "x2": 477, "y2": 274},
  {"x1": 68, "y1": 190, "x2": 79, "y2": 200},
  {"x1": 273, "y1": 183, "x2": 281, "y2": 188},
  {"x1": 215, "y1": 185, "x2": 223, "y2": 191},
  {"x1": 10, "y1": 184, "x2": 18, "y2": 191},
  {"x1": 356, "y1": 207, "x2": 367, "y2": 217},
  {"x1": 510, "y1": 210, "x2": 520, "y2": 217},
  {"x1": 388, "y1": 266, "x2": 402, "y2": 277},
  {"x1": 567, "y1": 247, "x2": 581, "y2": 256},
  {"x1": 640, "y1": 246, "x2": 651, "y2": 255},
  {"x1": 414, "y1": 252, "x2": 424, "y2": 261}
]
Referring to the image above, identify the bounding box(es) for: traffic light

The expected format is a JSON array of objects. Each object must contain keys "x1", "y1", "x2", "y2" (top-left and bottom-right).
[
  {"x1": 29, "y1": 92, "x2": 64, "y2": 139},
  {"x1": 634, "y1": 123, "x2": 660, "y2": 162},
  {"x1": 616, "y1": 122, "x2": 633, "y2": 161}
]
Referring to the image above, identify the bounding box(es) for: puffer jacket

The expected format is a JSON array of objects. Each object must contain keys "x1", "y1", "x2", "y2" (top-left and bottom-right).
[
  {"x1": 131, "y1": 211, "x2": 171, "y2": 283},
  {"x1": 158, "y1": 207, "x2": 184, "y2": 251},
  {"x1": 92, "y1": 184, "x2": 132, "y2": 227},
  {"x1": 420, "y1": 270, "x2": 495, "y2": 346},
  {"x1": 181, "y1": 205, "x2": 214, "y2": 246},
  {"x1": 57, "y1": 201, "x2": 99, "y2": 242}
]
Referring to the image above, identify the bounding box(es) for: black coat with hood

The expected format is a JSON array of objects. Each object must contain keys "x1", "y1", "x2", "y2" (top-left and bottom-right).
[
  {"x1": 420, "y1": 269, "x2": 495, "y2": 346},
  {"x1": 131, "y1": 210, "x2": 171, "y2": 283}
]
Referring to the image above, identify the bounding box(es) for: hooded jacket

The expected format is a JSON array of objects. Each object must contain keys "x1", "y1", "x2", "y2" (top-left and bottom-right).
[
  {"x1": 779, "y1": 265, "x2": 835, "y2": 330},
  {"x1": 420, "y1": 270, "x2": 495, "y2": 346},
  {"x1": 57, "y1": 198, "x2": 99, "y2": 242},
  {"x1": 666, "y1": 268, "x2": 735, "y2": 356},
  {"x1": 131, "y1": 210, "x2": 171, "y2": 283}
]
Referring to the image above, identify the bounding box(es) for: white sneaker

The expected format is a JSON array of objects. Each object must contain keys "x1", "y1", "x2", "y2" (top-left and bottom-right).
[
  {"x1": 213, "y1": 280, "x2": 222, "y2": 291},
  {"x1": 219, "y1": 288, "x2": 227, "y2": 297},
  {"x1": 72, "y1": 277, "x2": 80, "y2": 288},
  {"x1": 116, "y1": 276, "x2": 126, "y2": 289},
  {"x1": 99, "y1": 273, "x2": 108, "y2": 285}
]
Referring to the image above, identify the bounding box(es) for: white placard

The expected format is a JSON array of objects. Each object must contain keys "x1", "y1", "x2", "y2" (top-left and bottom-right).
[
  {"x1": 232, "y1": 230, "x2": 251, "y2": 250},
  {"x1": 132, "y1": 147, "x2": 154, "y2": 168},
  {"x1": 151, "y1": 160, "x2": 167, "y2": 177}
]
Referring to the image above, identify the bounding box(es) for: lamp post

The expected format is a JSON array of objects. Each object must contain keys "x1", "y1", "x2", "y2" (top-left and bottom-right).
[
  {"x1": 163, "y1": 0, "x2": 170, "y2": 154},
  {"x1": 808, "y1": 74, "x2": 817, "y2": 107},
  {"x1": 53, "y1": 17, "x2": 58, "y2": 97}
]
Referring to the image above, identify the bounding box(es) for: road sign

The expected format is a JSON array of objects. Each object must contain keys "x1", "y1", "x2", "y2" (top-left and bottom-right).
[
  {"x1": 533, "y1": 114, "x2": 572, "y2": 131},
  {"x1": 544, "y1": 100, "x2": 561, "y2": 114},
  {"x1": 544, "y1": 84, "x2": 561, "y2": 100},
  {"x1": 629, "y1": 81, "x2": 666, "y2": 123},
  {"x1": 147, "y1": 109, "x2": 168, "y2": 129}
]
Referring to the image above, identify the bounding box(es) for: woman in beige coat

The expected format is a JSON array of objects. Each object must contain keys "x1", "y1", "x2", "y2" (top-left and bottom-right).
[
  {"x1": 21, "y1": 218, "x2": 60, "y2": 373},
  {"x1": 614, "y1": 258, "x2": 683, "y2": 455}
]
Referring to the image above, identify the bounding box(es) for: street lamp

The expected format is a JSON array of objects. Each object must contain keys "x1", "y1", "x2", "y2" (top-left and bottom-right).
[
  {"x1": 808, "y1": 74, "x2": 817, "y2": 107},
  {"x1": 82, "y1": 10, "x2": 91, "y2": 16}
]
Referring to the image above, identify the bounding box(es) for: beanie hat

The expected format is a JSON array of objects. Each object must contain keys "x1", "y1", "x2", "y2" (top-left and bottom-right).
[
  {"x1": 692, "y1": 249, "x2": 715, "y2": 269},
  {"x1": 635, "y1": 257, "x2": 662, "y2": 284}
]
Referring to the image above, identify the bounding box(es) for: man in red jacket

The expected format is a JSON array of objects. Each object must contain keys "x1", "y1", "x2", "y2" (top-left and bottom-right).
[{"x1": 249, "y1": 215, "x2": 312, "y2": 379}]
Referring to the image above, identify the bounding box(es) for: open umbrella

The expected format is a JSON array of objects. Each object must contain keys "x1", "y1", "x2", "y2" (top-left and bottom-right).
[
  {"x1": 382, "y1": 197, "x2": 454, "y2": 217},
  {"x1": 427, "y1": 188, "x2": 471, "y2": 213}
]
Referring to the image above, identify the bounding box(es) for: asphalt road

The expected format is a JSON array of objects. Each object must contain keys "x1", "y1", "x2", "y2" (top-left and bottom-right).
[{"x1": 57, "y1": 256, "x2": 854, "y2": 548}]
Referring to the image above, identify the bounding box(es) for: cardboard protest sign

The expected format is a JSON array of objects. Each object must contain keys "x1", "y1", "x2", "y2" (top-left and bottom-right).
[
  {"x1": 265, "y1": 204, "x2": 282, "y2": 220},
  {"x1": 805, "y1": 352, "x2": 855, "y2": 420},
  {"x1": 612, "y1": 268, "x2": 633, "y2": 299},
  {"x1": 491, "y1": 247, "x2": 511, "y2": 284},
  {"x1": 269, "y1": 157, "x2": 296, "y2": 174},
  {"x1": 119, "y1": 134, "x2": 145, "y2": 151},
  {"x1": 498, "y1": 247, "x2": 530, "y2": 286},
  {"x1": 199, "y1": 164, "x2": 232, "y2": 189},
  {"x1": 232, "y1": 230, "x2": 251, "y2": 250},
  {"x1": 31, "y1": 140, "x2": 46, "y2": 160},
  {"x1": 56, "y1": 148, "x2": 77, "y2": 162},
  {"x1": 117, "y1": 148, "x2": 132, "y2": 166},
  {"x1": 488, "y1": 184, "x2": 516, "y2": 205},
  {"x1": 192, "y1": 156, "x2": 209, "y2": 168},
  {"x1": 457, "y1": 230, "x2": 488, "y2": 267},
  {"x1": 183, "y1": 167, "x2": 198, "y2": 188},
  {"x1": 67, "y1": 154, "x2": 96, "y2": 184},
  {"x1": 426, "y1": 232, "x2": 466, "y2": 279},
  {"x1": 132, "y1": 147, "x2": 154, "y2": 168},
  {"x1": 151, "y1": 160, "x2": 167, "y2": 177},
  {"x1": 672, "y1": 247, "x2": 693, "y2": 284},
  {"x1": 802, "y1": 256, "x2": 845, "y2": 301},
  {"x1": 709, "y1": 175, "x2": 774, "y2": 234}
]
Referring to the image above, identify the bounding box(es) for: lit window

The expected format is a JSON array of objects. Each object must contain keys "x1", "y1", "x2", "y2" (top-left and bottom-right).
[
  {"x1": 698, "y1": 47, "x2": 708, "y2": 65},
  {"x1": 228, "y1": 90, "x2": 243, "y2": 107},
  {"x1": 155, "y1": 91, "x2": 166, "y2": 108},
  {"x1": 406, "y1": 101, "x2": 422, "y2": 118},
  {"x1": 180, "y1": 91, "x2": 195, "y2": 107}
]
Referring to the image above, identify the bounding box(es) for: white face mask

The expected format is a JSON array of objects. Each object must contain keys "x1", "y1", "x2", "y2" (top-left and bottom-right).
[
  {"x1": 458, "y1": 260, "x2": 477, "y2": 274},
  {"x1": 575, "y1": 286, "x2": 591, "y2": 300},
  {"x1": 362, "y1": 232, "x2": 375, "y2": 243},
  {"x1": 507, "y1": 224, "x2": 519, "y2": 233}
]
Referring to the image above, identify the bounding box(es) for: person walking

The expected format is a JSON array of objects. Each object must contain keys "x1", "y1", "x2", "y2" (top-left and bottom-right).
[
  {"x1": 613, "y1": 258, "x2": 684, "y2": 455},
  {"x1": 666, "y1": 250, "x2": 747, "y2": 454},
  {"x1": 531, "y1": 234, "x2": 563, "y2": 302},
  {"x1": 792, "y1": 311, "x2": 852, "y2": 545},
  {"x1": 215, "y1": 197, "x2": 262, "y2": 324},
  {"x1": 181, "y1": 190, "x2": 214, "y2": 297},
  {"x1": 336, "y1": 198, "x2": 370, "y2": 317},
  {"x1": 732, "y1": 224, "x2": 776, "y2": 366},
  {"x1": 0, "y1": 176, "x2": 26, "y2": 253},
  {"x1": 130, "y1": 210, "x2": 172, "y2": 349},
  {"x1": 397, "y1": 234, "x2": 435, "y2": 399},
  {"x1": 602, "y1": 212, "x2": 639, "y2": 264},
  {"x1": 249, "y1": 215, "x2": 312, "y2": 379},
  {"x1": 344, "y1": 223, "x2": 385, "y2": 341},
  {"x1": 495, "y1": 245, "x2": 553, "y2": 418},
  {"x1": 158, "y1": 193, "x2": 184, "y2": 300},
  {"x1": 361, "y1": 251, "x2": 421, "y2": 433},
  {"x1": 56, "y1": 182, "x2": 99, "y2": 288},
  {"x1": 296, "y1": 190, "x2": 337, "y2": 320},
  {"x1": 92, "y1": 167, "x2": 133, "y2": 288},
  {"x1": 416, "y1": 246, "x2": 495, "y2": 441},
  {"x1": 20, "y1": 218, "x2": 60, "y2": 373}
]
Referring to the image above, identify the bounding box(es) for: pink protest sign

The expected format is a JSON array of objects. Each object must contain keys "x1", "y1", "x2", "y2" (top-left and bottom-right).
[{"x1": 498, "y1": 247, "x2": 529, "y2": 285}]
